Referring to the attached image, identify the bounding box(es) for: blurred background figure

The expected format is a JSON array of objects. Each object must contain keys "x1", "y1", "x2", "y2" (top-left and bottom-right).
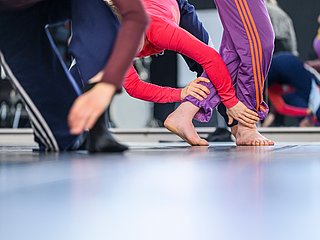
[
  {"x1": 265, "y1": 53, "x2": 320, "y2": 127},
  {"x1": 266, "y1": 0, "x2": 298, "y2": 56},
  {"x1": 306, "y1": 15, "x2": 320, "y2": 73},
  {"x1": 264, "y1": 13, "x2": 320, "y2": 127}
]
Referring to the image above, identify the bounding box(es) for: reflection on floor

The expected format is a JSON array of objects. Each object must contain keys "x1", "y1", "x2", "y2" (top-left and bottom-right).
[{"x1": 1, "y1": 142, "x2": 320, "y2": 240}]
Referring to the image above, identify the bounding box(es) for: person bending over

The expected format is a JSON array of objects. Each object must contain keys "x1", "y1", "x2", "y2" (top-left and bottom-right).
[
  {"x1": 0, "y1": 0, "x2": 148, "y2": 152},
  {"x1": 126, "y1": 0, "x2": 261, "y2": 146},
  {"x1": 69, "y1": 0, "x2": 259, "y2": 146}
]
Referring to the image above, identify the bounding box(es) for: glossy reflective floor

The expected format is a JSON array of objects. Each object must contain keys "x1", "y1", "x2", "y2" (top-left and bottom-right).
[{"x1": 1, "y1": 142, "x2": 320, "y2": 240}]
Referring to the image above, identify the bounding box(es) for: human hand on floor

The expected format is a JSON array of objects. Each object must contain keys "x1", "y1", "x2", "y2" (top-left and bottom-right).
[
  {"x1": 181, "y1": 77, "x2": 211, "y2": 101},
  {"x1": 227, "y1": 101, "x2": 259, "y2": 128},
  {"x1": 68, "y1": 83, "x2": 116, "y2": 135}
]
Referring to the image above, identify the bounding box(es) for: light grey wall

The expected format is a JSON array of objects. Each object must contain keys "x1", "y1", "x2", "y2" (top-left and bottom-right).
[{"x1": 111, "y1": 90, "x2": 152, "y2": 128}]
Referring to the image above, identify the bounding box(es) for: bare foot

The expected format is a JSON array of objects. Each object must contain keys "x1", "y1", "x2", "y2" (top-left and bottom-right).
[
  {"x1": 235, "y1": 123, "x2": 274, "y2": 146},
  {"x1": 231, "y1": 125, "x2": 238, "y2": 138},
  {"x1": 164, "y1": 114, "x2": 208, "y2": 146},
  {"x1": 164, "y1": 102, "x2": 208, "y2": 146}
]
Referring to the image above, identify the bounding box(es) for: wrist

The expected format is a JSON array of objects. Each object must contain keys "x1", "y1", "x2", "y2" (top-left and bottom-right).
[
  {"x1": 170, "y1": 88, "x2": 182, "y2": 102},
  {"x1": 88, "y1": 71, "x2": 104, "y2": 84},
  {"x1": 224, "y1": 97, "x2": 239, "y2": 109},
  {"x1": 94, "y1": 82, "x2": 117, "y2": 96},
  {"x1": 180, "y1": 88, "x2": 185, "y2": 100}
]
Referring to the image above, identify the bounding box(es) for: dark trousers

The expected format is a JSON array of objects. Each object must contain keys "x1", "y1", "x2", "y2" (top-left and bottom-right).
[
  {"x1": 0, "y1": 0, "x2": 119, "y2": 151},
  {"x1": 268, "y1": 53, "x2": 313, "y2": 109}
]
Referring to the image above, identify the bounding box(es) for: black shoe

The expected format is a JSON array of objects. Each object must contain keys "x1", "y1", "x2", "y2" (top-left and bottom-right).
[
  {"x1": 87, "y1": 114, "x2": 128, "y2": 153},
  {"x1": 206, "y1": 127, "x2": 233, "y2": 142},
  {"x1": 84, "y1": 83, "x2": 128, "y2": 153}
]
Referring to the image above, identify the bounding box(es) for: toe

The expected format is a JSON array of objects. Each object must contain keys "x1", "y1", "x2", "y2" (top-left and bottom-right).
[
  {"x1": 268, "y1": 140, "x2": 275, "y2": 146},
  {"x1": 261, "y1": 140, "x2": 268, "y2": 146},
  {"x1": 200, "y1": 139, "x2": 209, "y2": 146}
]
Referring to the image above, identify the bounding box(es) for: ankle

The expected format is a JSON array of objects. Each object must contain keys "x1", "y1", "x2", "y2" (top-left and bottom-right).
[
  {"x1": 171, "y1": 101, "x2": 200, "y2": 118},
  {"x1": 238, "y1": 123, "x2": 257, "y2": 131}
]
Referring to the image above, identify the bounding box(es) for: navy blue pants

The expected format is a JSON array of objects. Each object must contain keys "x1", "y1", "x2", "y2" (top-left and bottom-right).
[
  {"x1": 177, "y1": 0, "x2": 210, "y2": 76},
  {"x1": 0, "y1": 0, "x2": 119, "y2": 151},
  {"x1": 268, "y1": 53, "x2": 320, "y2": 120},
  {"x1": 268, "y1": 53, "x2": 312, "y2": 109}
]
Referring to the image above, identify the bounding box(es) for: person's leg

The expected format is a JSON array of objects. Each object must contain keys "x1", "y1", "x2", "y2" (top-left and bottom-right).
[
  {"x1": 177, "y1": 0, "x2": 210, "y2": 75},
  {"x1": 164, "y1": 30, "x2": 238, "y2": 146},
  {"x1": 68, "y1": 0, "x2": 128, "y2": 152},
  {"x1": 216, "y1": 0, "x2": 274, "y2": 118},
  {"x1": 268, "y1": 53, "x2": 312, "y2": 103},
  {"x1": 184, "y1": 29, "x2": 240, "y2": 122},
  {"x1": 269, "y1": 53, "x2": 320, "y2": 123},
  {"x1": 164, "y1": 101, "x2": 209, "y2": 146},
  {"x1": 69, "y1": 0, "x2": 119, "y2": 84},
  {"x1": 267, "y1": 54, "x2": 317, "y2": 127},
  {"x1": 282, "y1": 94, "x2": 308, "y2": 109},
  {"x1": 0, "y1": 2, "x2": 82, "y2": 151},
  {"x1": 215, "y1": 0, "x2": 275, "y2": 146},
  {"x1": 163, "y1": 0, "x2": 217, "y2": 145}
]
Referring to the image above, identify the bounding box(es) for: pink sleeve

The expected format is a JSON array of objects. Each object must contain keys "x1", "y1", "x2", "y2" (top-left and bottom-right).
[
  {"x1": 123, "y1": 65, "x2": 182, "y2": 103},
  {"x1": 147, "y1": 18, "x2": 238, "y2": 108}
]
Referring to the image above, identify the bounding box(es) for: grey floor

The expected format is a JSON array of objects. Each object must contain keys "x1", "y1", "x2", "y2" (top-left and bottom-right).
[{"x1": 1, "y1": 142, "x2": 320, "y2": 240}]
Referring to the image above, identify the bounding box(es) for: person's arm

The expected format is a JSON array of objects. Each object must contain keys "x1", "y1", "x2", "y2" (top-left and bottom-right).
[
  {"x1": 100, "y1": 0, "x2": 149, "y2": 89},
  {"x1": 68, "y1": 0, "x2": 149, "y2": 134},
  {"x1": 148, "y1": 18, "x2": 238, "y2": 109},
  {"x1": 124, "y1": 65, "x2": 182, "y2": 103},
  {"x1": 124, "y1": 65, "x2": 211, "y2": 103}
]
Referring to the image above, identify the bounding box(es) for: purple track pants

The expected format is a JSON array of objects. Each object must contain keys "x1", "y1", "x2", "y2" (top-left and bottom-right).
[{"x1": 185, "y1": 0, "x2": 274, "y2": 122}]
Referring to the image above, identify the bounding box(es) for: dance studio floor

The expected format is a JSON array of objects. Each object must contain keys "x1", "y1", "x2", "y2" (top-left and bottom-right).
[{"x1": 1, "y1": 142, "x2": 320, "y2": 240}]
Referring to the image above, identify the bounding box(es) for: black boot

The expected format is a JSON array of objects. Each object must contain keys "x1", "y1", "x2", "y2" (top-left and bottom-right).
[
  {"x1": 84, "y1": 83, "x2": 128, "y2": 153},
  {"x1": 87, "y1": 110, "x2": 128, "y2": 153}
]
